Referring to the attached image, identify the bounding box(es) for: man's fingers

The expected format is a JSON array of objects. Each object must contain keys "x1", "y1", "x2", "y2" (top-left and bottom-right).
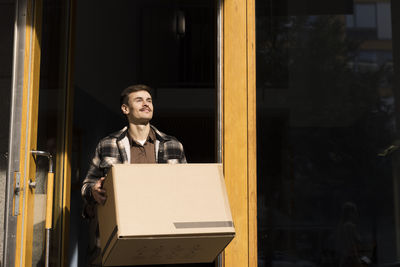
[
  {"x1": 98, "y1": 195, "x2": 106, "y2": 203},
  {"x1": 97, "y1": 177, "x2": 106, "y2": 189},
  {"x1": 95, "y1": 177, "x2": 105, "y2": 184},
  {"x1": 91, "y1": 177, "x2": 107, "y2": 205},
  {"x1": 93, "y1": 191, "x2": 107, "y2": 205},
  {"x1": 95, "y1": 188, "x2": 106, "y2": 194}
]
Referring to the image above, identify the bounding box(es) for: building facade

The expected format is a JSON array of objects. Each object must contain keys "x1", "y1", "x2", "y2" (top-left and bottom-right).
[{"x1": 1, "y1": 0, "x2": 400, "y2": 266}]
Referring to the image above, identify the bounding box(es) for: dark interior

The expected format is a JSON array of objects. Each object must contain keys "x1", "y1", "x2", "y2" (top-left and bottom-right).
[{"x1": 70, "y1": 1, "x2": 218, "y2": 266}]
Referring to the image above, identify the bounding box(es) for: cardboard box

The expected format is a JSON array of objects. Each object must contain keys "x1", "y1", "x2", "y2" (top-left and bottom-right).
[{"x1": 98, "y1": 163, "x2": 235, "y2": 266}]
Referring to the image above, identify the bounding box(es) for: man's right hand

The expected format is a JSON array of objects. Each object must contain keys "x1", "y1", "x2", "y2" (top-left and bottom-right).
[{"x1": 92, "y1": 177, "x2": 107, "y2": 205}]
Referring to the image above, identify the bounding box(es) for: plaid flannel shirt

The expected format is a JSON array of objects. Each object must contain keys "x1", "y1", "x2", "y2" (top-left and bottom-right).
[
  {"x1": 81, "y1": 124, "x2": 186, "y2": 217},
  {"x1": 81, "y1": 125, "x2": 186, "y2": 266}
]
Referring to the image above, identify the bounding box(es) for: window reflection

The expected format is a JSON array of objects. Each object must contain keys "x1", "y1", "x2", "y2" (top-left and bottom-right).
[
  {"x1": 256, "y1": 0, "x2": 399, "y2": 266},
  {"x1": 355, "y1": 4, "x2": 376, "y2": 29}
]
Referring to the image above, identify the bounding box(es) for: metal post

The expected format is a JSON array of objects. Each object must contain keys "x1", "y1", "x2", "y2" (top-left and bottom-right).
[{"x1": 3, "y1": 0, "x2": 29, "y2": 266}]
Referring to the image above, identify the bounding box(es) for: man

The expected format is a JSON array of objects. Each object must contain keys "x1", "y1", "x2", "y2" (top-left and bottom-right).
[{"x1": 81, "y1": 84, "x2": 186, "y2": 266}]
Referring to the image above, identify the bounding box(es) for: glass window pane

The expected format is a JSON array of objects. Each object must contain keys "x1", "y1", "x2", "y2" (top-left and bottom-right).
[
  {"x1": 346, "y1": 15, "x2": 354, "y2": 28},
  {"x1": 256, "y1": 0, "x2": 399, "y2": 266},
  {"x1": 377, "y1": 3, "x2": 392, "y2": 40},
  {"x1": 356, "y1": 4, "x2": 376, "y2": 28},
  {"x1": 358, "y1": 51, "x2": 377, "y2": 63}
]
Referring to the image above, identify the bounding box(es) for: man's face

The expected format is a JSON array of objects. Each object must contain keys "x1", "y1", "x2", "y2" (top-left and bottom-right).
[{"x1": 121, "y1": 90, "x2": 153, "y2": 124}]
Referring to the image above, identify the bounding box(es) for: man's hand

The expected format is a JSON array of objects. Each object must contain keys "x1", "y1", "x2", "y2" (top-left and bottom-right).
[{"x1": 91, "y1": 177, "x2": 107, "y2": 205}]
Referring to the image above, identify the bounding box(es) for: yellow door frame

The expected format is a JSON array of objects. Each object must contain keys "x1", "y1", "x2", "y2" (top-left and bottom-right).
[
  {"x1": 222, "y1": 0, "x2": 257, "y2": 266},
  {"x1": 13, "y1": 0, "x2": 75, "y2": 266},
  {"x1": 14, "y1": 0, "x2": 42, "y2": 266}
]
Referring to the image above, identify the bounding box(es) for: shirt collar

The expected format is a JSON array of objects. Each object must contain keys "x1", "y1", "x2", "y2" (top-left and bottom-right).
[
  {"x1": 128, "y1": 128, "x2": 155, "y2": 146},
  {"x1": 114, "y1": 124, "x2": 173, "y2": 142}
]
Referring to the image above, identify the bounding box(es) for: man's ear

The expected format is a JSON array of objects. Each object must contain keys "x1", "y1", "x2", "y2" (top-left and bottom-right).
[{"x1": 121, "y1": 104, "x2": 129, "y2": 115}]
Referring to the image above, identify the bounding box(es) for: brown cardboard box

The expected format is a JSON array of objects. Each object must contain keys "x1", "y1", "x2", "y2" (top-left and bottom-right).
[{"x1": 97, "y1": 164, "x2": 235, "y2": 266}]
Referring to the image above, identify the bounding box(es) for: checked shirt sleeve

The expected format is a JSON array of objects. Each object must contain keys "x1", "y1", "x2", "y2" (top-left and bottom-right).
[
  {"x1": 179, "y1": 142, "x2": 187, "y2": 163},
  {"x1": 81, "y1": 141, "x2": 105, "y2": 218},
  {"x1": 163, "y1": 138, "x2": 187, "y2": 163}
]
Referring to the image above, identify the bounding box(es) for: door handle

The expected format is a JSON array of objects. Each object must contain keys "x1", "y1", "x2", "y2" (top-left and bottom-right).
[
  {"x1": 31, "y1": 150, "x2": 53, "y2": 267},
  {"x1": 31, "y1": 150, "x2": 53, "y2": 172}
]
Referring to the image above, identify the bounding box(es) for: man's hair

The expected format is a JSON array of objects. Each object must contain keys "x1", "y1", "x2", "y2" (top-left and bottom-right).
[{"x1": 120, "y1": 84, "x2": 153, "y2": 106}]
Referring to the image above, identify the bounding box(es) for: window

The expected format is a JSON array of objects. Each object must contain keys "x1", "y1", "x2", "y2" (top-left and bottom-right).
[{"x1": 256, "y1": 1, "x2": 400, "y2": 266}]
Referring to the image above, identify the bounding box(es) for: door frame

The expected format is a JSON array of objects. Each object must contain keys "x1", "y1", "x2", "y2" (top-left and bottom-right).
[
  {"x1": 4, "y1": 0, "x2": 43, "y2": 266},
  {"x1": 221, "y1": 0, "x2": 257, "y2": 266},
  {"x1": 3, "y1": 0, "x2": 75, "y2": 266},
  {"x1": 3, "y1": 0, "x2": 30, "y2": 265}
]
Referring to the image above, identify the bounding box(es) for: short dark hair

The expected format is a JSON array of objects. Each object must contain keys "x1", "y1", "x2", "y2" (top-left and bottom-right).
[{"x1": 120, "y1": 84, "x2": 153, "y2": 106}]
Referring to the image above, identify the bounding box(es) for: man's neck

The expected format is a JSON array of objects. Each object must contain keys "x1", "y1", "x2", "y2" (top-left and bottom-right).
[{"x1": 128, "y1": 122, "x2": 150, "y2": 141}]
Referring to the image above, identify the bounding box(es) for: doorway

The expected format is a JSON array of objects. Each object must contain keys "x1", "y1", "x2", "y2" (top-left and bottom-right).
[{"x1": 70, "y1": 0, "x2": 218, "y2": 266}]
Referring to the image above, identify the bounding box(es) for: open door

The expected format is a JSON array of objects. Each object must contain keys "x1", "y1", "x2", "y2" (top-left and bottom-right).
[{"x1": 4, "y1": 0, "x2": 74, "y2": 266}]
